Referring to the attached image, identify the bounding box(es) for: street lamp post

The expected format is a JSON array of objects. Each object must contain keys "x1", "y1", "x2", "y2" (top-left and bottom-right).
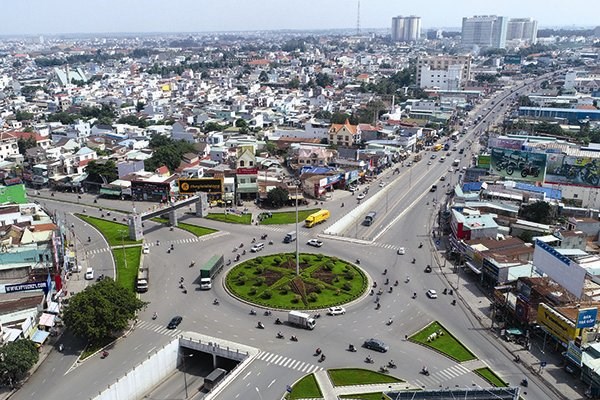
[{"x1": 181, "y1": 353, "x2": 194, "y2": 398}]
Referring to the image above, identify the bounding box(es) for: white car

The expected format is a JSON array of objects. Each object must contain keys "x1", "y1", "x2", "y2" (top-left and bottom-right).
[
  {"x1": 85, "y1": 267, "x2": 94, "y2": 280},
  {"x1": 426, "y1": 289, "x2": 438, "y2": 299},
  {"x1": 250, "y1": 243, "x2": 265, "y2": 252},
  {"x1": 348, "y1": 186, "x2": 359, "y2": 193},
  {"x1": 307, "y1": 239, "x2": 323, "y2": 248},
  {"x1": 357, "y1": 193, "x2": 366, "y2": 200},
  {"x1": 142, "y1": 244, "x2": 150, "y2": 254},
  {"x1": 397, "y1": 247, "x2": 405, "y2": 255},
  {"x1": 427, "y1": 161, "x2": 432, "y2": 165},
  {"x1": 378, "y1": 181, "x2": 385, "y2": 188},
  {"x1": 328, "y1": 306, "x2": 346, "y2": 316}
]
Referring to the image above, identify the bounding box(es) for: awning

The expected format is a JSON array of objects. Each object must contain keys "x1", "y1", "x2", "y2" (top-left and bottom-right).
[
  {"x1": 100, "y1": 187, "x2": 121, "y2": 196},
  {"x1": 465, "y1": 260, "x2": 482, "y2": 275},
  {"x1": 39, "y1": 313, "x2": 56, "y2": 327},
  {"x1": 31, "y1": 329, "x2": 50, "y2": 344},
  {"x1": 46, "y1": 301, "x2": 60, "y2": 314},
  {"x1": 506, "y1": 328, "x2": 524, "y2": 336}
]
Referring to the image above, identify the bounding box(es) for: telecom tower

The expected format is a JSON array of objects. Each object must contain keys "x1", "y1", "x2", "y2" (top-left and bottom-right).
[{"x1": 356, "y1": 0, "x2": 361, "y2": 35}]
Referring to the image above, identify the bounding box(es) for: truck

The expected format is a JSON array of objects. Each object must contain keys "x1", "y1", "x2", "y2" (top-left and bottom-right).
[
  {"x1": 136, "y1": 267, "x2": 149, "y2": 293},
  {"x1": 200, "y1": 254, "x2": 224, "y2": 290},
  {"x1": 288, "y1": 310, "x2": 316, "y2": 330},
  {"x1": 283, "y1": 231, "x2": 297, "y2": 243},
  {"x1": 304, "y1": 209, "x2": 330, "y2": 228}
]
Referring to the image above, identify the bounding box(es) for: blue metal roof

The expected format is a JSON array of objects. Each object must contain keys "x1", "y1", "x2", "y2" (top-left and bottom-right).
[
  {"x1": 514, "y1": 183, "x2": 561, "y2": 200},
  {"x1": 462, "y1": 182, "x2": 483, "y2": 192}
]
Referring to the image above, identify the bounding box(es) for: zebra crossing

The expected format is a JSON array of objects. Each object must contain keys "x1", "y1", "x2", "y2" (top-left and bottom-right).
[
  {"x1": 87, "y1": 247, "x2": 111, "y2": 256},
  {"x1": 149, "y1": 231, "x2": 230, "y2": 247},
  {"x1": 136, "y1": 320, "x2": 182, "y2": 338},
  {"x1": 255, "y1": 351, "x2": 323, "y2": 374},
  {"x1": 413, "y1": 363, "x2": 471, "y2": 387}
]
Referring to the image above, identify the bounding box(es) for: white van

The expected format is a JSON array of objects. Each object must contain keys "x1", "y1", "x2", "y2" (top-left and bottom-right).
[
  {"x1": 250, "y1": 243, "x2": 265, "y2": 252},
  {"x1": 85, "y1": 267, "x2": 94, "y2": 280}
]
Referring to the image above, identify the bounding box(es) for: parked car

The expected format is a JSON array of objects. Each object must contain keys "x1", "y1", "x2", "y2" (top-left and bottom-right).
[
  {"x1": 167, "y1": 316, "x2": 183, "y2": 329},
  {"x1": 84, "y1": 268, "x2": 94, "y2": 280},
  {"x1": 357, "y1": 193, "x2": 366, "y2": 200},
  {"x1": 426, "y1": 289, "x2": 438, "y2": 299},
  {"x1": 363, "y1": 338, "x2": 389, "y2": 352},
  {"x1": 307, "y1": 239, "x2": 324, "y2": 247},
  {"x1": 327, "y1": 306, "x2": 346, "y2": 316}
]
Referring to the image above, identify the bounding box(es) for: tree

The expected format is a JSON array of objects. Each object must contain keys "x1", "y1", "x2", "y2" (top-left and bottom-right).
[
  {"x1": 258, "y1": 70, "x2": 269, "y2": 82},
  {"x1": 15, "y1": 111, "x2": 34, "y2": 121},
  {"x1": 315, "y1": 72, "x2": 333, "y2": 88},
  {"x1": 203, "y1": 122, "x2": 226, "y2": 132},
  {"x1": 267, "y1": 187, "x2": 289, "y2": 208},
  {"x1": 235, "y1": 118, "x2": 248, "y2": 128},
  {"x1": 135, "y1": 101, "x2": 146, "y2": 112},
  {"x1": 264, "y1": 141, "x2": 278, "y2": 155},
  {"x1": 17, "y1": 136, "x2": 37, "y2": 155},
  {"x1": 519, "y1": 201, "x2": 555, "y2": 225},
  {"x1": 0, "y1": 339, "x2": 39, "y2": 388},
  {"x1": 288, "y1": 77, "x2": 300, "y2": 89},
  {"x1": 313, "y1": 110, "x2": 332, "y2": 120},
  {"x1": 85, "y1": 160, "x2": 118, "y2": 184},
  {"x1": 144, "y1": 135, "x2": 195, "y2": 172},
  {"x1": 63, "y1": 278, "x2": 145, "y2": 343}
]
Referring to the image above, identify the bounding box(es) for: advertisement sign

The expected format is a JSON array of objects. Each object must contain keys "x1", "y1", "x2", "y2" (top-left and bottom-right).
[
  {"x1": 537, "y1": 303, "x2": 580, "y2": 345},
  {"x1": 533, "y1": 240, "x2": 586, "y2": 299},
  {"x1": 576, "y1": 308, "x2": 598, "y2": 329},
  {"x1": 490, "y1": 148, "x2": 547, "y2": 183},
  {"x1": 5, "y1": 281, "x2": 50, "y2": 293},
  {"x1": 236, "y1": 168, "x2": 258, "y2": 175},
  {"x1": 504, "y1": 54, "x2": 522, "y2": 65},
  {"x1": 545, "y1": 153, "x2": 600, "y2": 188},
  {"x1": 566, "y1": 341, "x2": 583, "y2": 366},
  {"x1": 477, "y1": 154, "x2": 491, "y2": 169},
  {"x1": 178, "y1": 178, "x2": 223, "y2": 194},
  {"x1": 131, "y1": 180, "x2": 171, "y2": 202},
  {"x1": 488, "y1": 137, "x2": 525, "y2": 150}
]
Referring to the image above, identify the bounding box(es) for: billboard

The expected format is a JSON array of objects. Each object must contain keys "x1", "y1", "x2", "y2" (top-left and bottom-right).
[
  {"x1": 533, "y1": 240, "x2": 586, "y2": 299},
  {"x1": 504, "y1": 54, "x2": 522, "y2": 65},
  {"x1": 488, "y1": 137, "x2": 525, "y2": 150},
  {"x1": 576, "y1": 308, "x2": 598, "y2": 329},
  {"x1": 537, "y1": 303, "x2": 580, "y2": 345},
  {"x1": 545, "y1": 153, "x2": 600, "y2": 188},
  {"x1": 490, "y1": 148, "x2": 547, "y2": 183},
  {"x1": 477, "y1": 154, "x2": 491, "y2": 169},
  {"x1": 178, "y1": 178, "x2": 223, "y2": 195}
]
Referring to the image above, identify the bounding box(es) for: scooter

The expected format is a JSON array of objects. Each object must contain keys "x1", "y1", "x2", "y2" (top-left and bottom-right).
[
  {"x1": 319, "y1": 354, "x2": 326, "y2": 362},
  {"x1": 250, "y1": 309, "x2": 257, "y2": 315},
  {"x1": 386, "y1": 319, "x2": 393, "y2": 326},
  {"x1": 101, "y1": 351, "x2": 109, "y2": 359},
  {"x1": 411, "y1": 258, "x2": 416, "y2": 264},
  {"x1": 269, "y1": 240, "x2": 274, "y2": 245},
  {"x1": 388, "y1": 361, "x2": 397, "y2": 369},
  {"x1": 375, "y1": 303, "x2": 381, "y2": 310},
  {"x1": 261, "y1": 234, "x2": 268, "y2": 240},
  {"x1": 348, "y1": 344, "x2": 357, "y2": 352},
  {"x1": 520, "y1": 378, "x2": 528, "y2": 387},
  {"x1": 213, "y1": 299, "x2": 219, "y2": 305},
  {"x1": 290, "y1": 335, "x2": 298, "y2": 342},
  {"x1": 152, "y1": 312, "x2": 158, "y2": 320},
  {"x1": 275, "y1": 318, "x2": 282, "y2": 325},
  {"x1": 394, "y1": 280, "x2": 399, "y2": 286},
  {"x1": 451, "y1": 300, "x2": 456, "y2": 306},
  {"x1": 257, "y1": 322, "x2": 265, "y2": 329},
  {"x1": 315, "y1": 348, "x2": 322, "y2": 355},
  {"x1": 388, "y1": 287, "x2": 393, "y2": 293},
  {"x1": 379, "y1": 366, "x2": 389, "y2": 373},
  {"x1": 420, "y1": 368, "x2": 429, "y2": 376},
  {"x1": 412, "y1": 292, "x2": 417, "y2": 299},
  {"x1": 276, "y1": 332, "x2": 284, "y2": 339},
  {"x1": 365, "y1": 357, "x2": 374, "y2": 364}
]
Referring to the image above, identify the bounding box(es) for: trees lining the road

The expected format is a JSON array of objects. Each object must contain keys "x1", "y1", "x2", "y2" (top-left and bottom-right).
[
  {"x1": 0, "y1": 339, "x2": 39, "y2": 388},
  {"x1": 63, "y1": 278, "x2": 146, "y2": 344}
]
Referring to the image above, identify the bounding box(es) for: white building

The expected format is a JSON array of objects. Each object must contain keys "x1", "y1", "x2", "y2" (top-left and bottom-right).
[
  {"x1": 419, "y1": 64, "x2": 464, "y2": 90},
  {"x1": 416, "y1": 55, "x2": 472, "y2": 89},
  {"x1": 506, "y1": 18, "x2": 538, "y2": 44},
  {"x1": 391, "y1": 16, "x2": 421, "y2": 42},
  {"x1": 461, "y1": 15, "x2": 508, "y2": 49},
  {"x1": 0, "y1": 132, "x2": 19, "y2": 162}
]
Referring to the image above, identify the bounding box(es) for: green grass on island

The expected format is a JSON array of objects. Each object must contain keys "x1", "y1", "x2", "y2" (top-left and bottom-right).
[
  {"x1": 226, "y1": 253, "x2": 368, "y2": 309},
  {"x1": 76, "y1": 214, "x2": 142, "y2": 246},
  {"x1": 113, "y1": 247, "x2": 142, "y2": 291},
  {"x1": 474, "y1": 367, "x2": 508, "y2": 387},
  {"x1": 205, "y1": 212, "x2": 252, "y2": 225},
  {"x1": 328, "y1": 368, "x2": 402, "y2": 387},
  {"x1": 410, "y1": 321, "x2": 477, "y2": 362},
  {"x1": 340, "y1": 393, "x2": 385, "y2": 400},
  {"x1": 151, "y1": 217, "x2": 218, "y2": 237},
  {"x1": 258, "y1": 208, "x2": 321, "y2": 225},
  {"x1": 287, "y1": 373, "x2": 322, "y2": 400}
]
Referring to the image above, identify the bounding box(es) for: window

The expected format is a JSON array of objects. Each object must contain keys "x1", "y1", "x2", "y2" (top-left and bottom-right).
[
  {"x1": 239, "y1": 160, "x2": 245, "y2": 167},
  {"x1": 249, "y1": 161, "x2": 254, "y2": 166}
]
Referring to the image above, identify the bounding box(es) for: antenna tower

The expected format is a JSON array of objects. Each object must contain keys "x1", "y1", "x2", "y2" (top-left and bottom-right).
[{"x1": 356, "y1": 0, "x2": 361, "y2": 35}]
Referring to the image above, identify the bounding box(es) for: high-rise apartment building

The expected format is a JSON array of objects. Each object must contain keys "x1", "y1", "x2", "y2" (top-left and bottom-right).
[
  {"x1": 506, "y1": 18, "x2": 538, "y2": 44},
  {"x1": 416, "y1": 55, "x2": 472, "y2": 89},
  {"x1": 461, "y1": 15, "x2": 508, "y2": 49},
  {"x1": 391, "y1": 16, "x2": 421, "y2": 42}
]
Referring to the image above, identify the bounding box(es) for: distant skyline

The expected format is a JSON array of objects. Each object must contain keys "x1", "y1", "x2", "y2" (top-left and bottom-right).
[{"x1": 1, "y1": 0, "x2": 598, "y2": 35}]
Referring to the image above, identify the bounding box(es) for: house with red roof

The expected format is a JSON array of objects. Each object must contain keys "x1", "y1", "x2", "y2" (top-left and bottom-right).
[{"x1": 328, "y1": 119, "x2": 361, "y2": 147}]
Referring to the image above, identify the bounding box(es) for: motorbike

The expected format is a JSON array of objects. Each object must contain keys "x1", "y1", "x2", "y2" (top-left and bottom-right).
[
  {"x1": 261, "y1": 234, "x2": 268, "y2": 240},
  {"x1": 268, "y1": 240, "x2": 273, "y2": 245},
  {"x1": 313, "y1": 313, "x2": 321, "y2": 319},
  {"x1": 290, "y1": 335, "x2": 298, "y2": 342},
  {"x1": 388, "y1": 361, "x2": 397, "y2": 369},
  {"x1": 213, "y1": 299, "x2": 219, "y2": 305},
  {"x1": 264, "y1": 310, "x2": 272, "y2": 316},
  {"x1": 319, "y1": 354, "x2": 326, "y2": 362},
  {"x1": 87, "y1": 236, "x2": 91, "y2": 242},
  {"x1": 226, "y1": 260, "x2": 231, "y2": 266},
  {"x1": 315, "y1": 348, "x2": 322, "y2": 355},
  {"x1": 386, "y1": 319, "x2": 393, "y2": 326},
  {"x1": 411, "y1": 258, "x2": 416, "y2": 264},
  {"x1": 239, "y1": 243, "x2": 244, "y2": 248},
  {"x1": 365, "y1": 357, "x2": 374, "y2": 364},
  {"x1": 348, "y1": 344, "x2": 356, "y2": 352},
  {"x1": 156, "y1": 240, "x2": 160, "y2": 246},
  {"x1": 101, "y1": 351, "x2": 109, "y2": 359},
  {"x1": 383, "y1": 269, "x2": 388, "y2": 275},
  {"x1": 275, "y1": 318, "x2": 282, "y2": 325},
  {"x1": 189, "y1": 261, "x2": 195, "y2": 268},
  {"x1": 276, "y1": 332, "x2": 284, "y2": 339},
  {"x1": 424, "y1": 265, "x2": 432, "y2": 273},
  {"x1": 384, "y1": 278, "x2": 389, "y2": 285},
  {"x1": 152, "y1": 312, "x2": 158, "y2": 320},
  {"x1": 394, "y1": 280, "x2": 399, "y2": 286},
  {"x1": 250, "y1": 309, "x2": 257, "y2": 315},
  {"x1": 233, "y1": 247, "x2": 238, "y2": 252},
  {"x1": 235, "y1": 254, "x2": 241, "y2": 262},
  {"x1": 449, "y1": 289, "x2": 453, "y2": 295},
  {"x1": 379, "y1": 366, "x2": 389, "y2": 373},
  {"x1": 388, "y1": 287, "x2": 393, "y2": 293},
  {"x1": 356, "y1": 259, "x2": 361, "y2": 264},
  {"x1": 257, "y1": 322, "x2": 264, "y2": 329},
  {"x1": 341, "y1": 203, "x2": 344, "y2": 208},
  {"x1": 451, "y1": 300, "x2": 456, "y2": 306},
  {"x1": 170, "y1": 244, "x2": 174, "y2": 251},
  {"x1": 373, "y1": 282, "x2": 377, "y2": 288},
  {"x1": 412, "y1": 292, "x2": 417, "y2": 299},
  {"x1": 418, "y1": 242, "x2": 423, "y2": 248},
  {"x1": 377, "y1": 289, "x2": 383, "y2": 296},
  {"x1": 375, "y1": 303, "x2": 381, "y2": 310},
  {"x1": 420, "y1": 368, "x2": 429, "y2": 376},
  {"x1": 58, "y1": 344, "x2": 64, "y2": 352},
  {"x1": 242, "y1": 250, "x2": 246, "y2": 255},
  {"x1": 251, "y1": 238, "x2": 256, "y2": 243},
  {"x1": 370, "y1": 289, "x2": 374, "y2": 296},
  {"x1": 520, "y1": 163, "x2": 540, "y2": 178},
  {"x1": 520, "y1": 379, "x2": 528, "y2": 387}
]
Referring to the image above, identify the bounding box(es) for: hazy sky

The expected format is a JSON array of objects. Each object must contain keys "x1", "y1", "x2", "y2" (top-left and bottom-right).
[{"x1": 2, "y1": 0, "x2": 598, "y2": 35}]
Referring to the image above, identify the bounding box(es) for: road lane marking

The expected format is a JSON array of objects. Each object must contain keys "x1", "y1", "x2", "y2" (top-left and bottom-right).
[
  {"x1": 242, "y1": 371, "x2": 252, "y2": 380},
  {"x1": 268, "y1": 379, "x2": 276, "y2": 388}
]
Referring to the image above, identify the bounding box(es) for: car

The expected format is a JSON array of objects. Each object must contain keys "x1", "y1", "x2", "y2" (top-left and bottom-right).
[
  {"x1": 348, "y1": 186, "x2": 359, "y2": 193},
  {"x1": 142, "y1": 244, "x2": 149, "y2": 254},
  {"x1": 430, "y1": 154, "x2": 437, "y2": 159},
  {"x1": 427, "y1": 161, "x2": 432, "y2": 165},
  {"x1": 430, "y1": 185, "x2": 437, "y2": 192},
  {"x1": 357, "y1": 193, "x2": 366, "y2": 200},
  {"x1": 167, "y1": 316, "x2": 183, "y2": 329},
  {"x1": 448, "y1": 167, "x2": 454, "y2": 173},
  {"x1": 397, "y1": 247, "x2": 405, "y2": 255},
  {"x1": 307, "y1": 239, "x2": 324, "y2": 247},
  {"x1": 378, "y1": 181, "x2": 385, "y2": 188},
  {"x1": 84, "y1": 267, "x2": 94, "y2": 280},
  {"x1": 426, "y1": 289, "x2": 438, "y2": 299},
  {"x1": 363, "y1": 338, "x2": 389, "y2": 352},
  {"x1": 328, "y1": 306, "x2": 346, "y2": 316},
  {"x1": 440, "y1": 176, "x2": 446, "y2": 181},
  {"x1": 250, "y1": 243, "x2": 265, "y2": 252}
]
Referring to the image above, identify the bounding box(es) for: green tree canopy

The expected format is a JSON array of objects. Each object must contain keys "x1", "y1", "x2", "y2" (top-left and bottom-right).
[
  {"x1": 0, "y1": 339, "x2": 39, "y2": 388},
  {"x1": 117, "y1": 115, "x2": 148, "y2": 128},
  {"x1": 267, "y1": 187, "x2": 289, "y2": 208},
  {"x1": 519, "y1": 201, "x2": 555, "y2": 225},
  {"x1": 63, "y1": 278, "x2": 145, "y2": 343},
  {"x1": 144, "y1": 135, "x2": 196, "y2": 172},
  {"x1": 85, "y1": 160, "x2": 118, "y2": 184},
  {"x1": 315, "y1": 72, "x2": 333, "y2": 88},
  {"x1": 17, "y1": 136, "x2": 37, "y2": 155},
  {"x1": 258, "y1": 70, "x2": 269, "y2": 82}
]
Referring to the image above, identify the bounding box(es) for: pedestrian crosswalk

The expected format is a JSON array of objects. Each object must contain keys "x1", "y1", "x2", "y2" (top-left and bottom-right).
[
  {"x1": 136, "y1": 320, "x2": 182, "y2": 338},
  {"x1": 413, "y1": 363, "x2": 471, "y2": 387},
  {"x1": 88, "y1": 247, "x2": 111, "y2": 256},
  {"x1": 255, "y1": 351, "x2": 323, "y2": 374},
  {"x1": 149, "y1": 231, "x2": 230, "y2": 247}
]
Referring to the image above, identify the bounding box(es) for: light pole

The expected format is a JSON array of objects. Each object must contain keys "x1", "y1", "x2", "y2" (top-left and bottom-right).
[
  {"x1": 181, "y1": 353, "x2": 194, "y2": 398},
  {"x1": 120, "y1": 230, "x2": 127, "y2": 270},
  {"x1": 293, "y1": 180, "x2": 301, "y2": 276}
]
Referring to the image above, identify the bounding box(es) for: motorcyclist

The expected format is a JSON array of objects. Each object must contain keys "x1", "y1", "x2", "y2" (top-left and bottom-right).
[
  {"x1": 366, "y1": 355, "x2": 373, "y2": 363},
  {"x1": 277, "y1": 331, "x2": 283, "y2": 338},
  {"x1": 153, "y1": 312, "x2": 158, "y2": 319},
  {"x1": 422, "y1": 366, "x2": 428, "y2": 374},
  {"x1": 387, "y1": 318, "x2": 393, "y2": 325},
  {"x1": 258, "y1": 321, "x2": 264, "y2": 329},
  {"x1": 213, "y1": 298, "x2": 219, "y2": 305},
  {"x1": 316, "y1": 348, "x2": 321, "y2": 354}
]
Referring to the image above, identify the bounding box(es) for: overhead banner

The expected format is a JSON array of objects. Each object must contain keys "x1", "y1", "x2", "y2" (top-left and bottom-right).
[
  {"x1": 490, "y1": 148, "x2": 547, "y2": 183},
  {"x1": 178, "y1": 178, "x2": 223, "y2": 194},
  {"x1": 4, "y1": 281, "x2": 49, "y2": 293},
  {"x1": 577, "y1": 308, "x2": 598, "y2": 329},
  {"x1": 545, "y1": 154, "x2": 600, "y2": 188}
]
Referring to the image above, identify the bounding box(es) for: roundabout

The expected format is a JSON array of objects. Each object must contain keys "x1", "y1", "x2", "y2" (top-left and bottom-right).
[{"x1": 225, "y1": 252, "x2": 368, "y2": 310}]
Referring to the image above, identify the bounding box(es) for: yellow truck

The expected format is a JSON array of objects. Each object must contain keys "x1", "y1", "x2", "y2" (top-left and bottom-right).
[{"x1": 304, "y1": 209, "x2": 330, "y2": 228}]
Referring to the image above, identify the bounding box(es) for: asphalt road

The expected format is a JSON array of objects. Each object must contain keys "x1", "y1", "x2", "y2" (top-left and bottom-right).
[{"x1": 12, "y1": 74, "x2": 567, "y2": 400}]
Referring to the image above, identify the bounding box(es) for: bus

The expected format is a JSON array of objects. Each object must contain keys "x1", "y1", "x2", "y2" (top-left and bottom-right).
[{"x1": 450, "y1": 131, "x2": 459, "y2": 141}]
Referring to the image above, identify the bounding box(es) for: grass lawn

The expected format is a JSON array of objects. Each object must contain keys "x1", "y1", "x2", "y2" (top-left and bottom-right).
[
  {"x1": 259, "y1": 208, "x2": 320, "y2": 225},
  {"x1": 112, "y1": 247, "x2": 142, "y2": 291},
  {"x1": 287, "y1": 373, "x2": 322, "y2": 400},
  {"x1": 340, "y1": 393, "x2": 384, "y2": 400},
  {"x1": 328, "y1": 368, "x2": 402, "y2": 386},
  {"x1": 151, "y1": 217, "x2": 218, "y2": 237},
  {"x1": 76, "y1": 214, "x2": 141, "y2": 246},
  {"x1": 474, "y1": 367, "x2": 508, "y2": 387},
  {"x1": 206, "y1": 212, "x2": 252, "y2": 225},
  {"x1": 410, "y1": 322, "x2": 477, "y2": 362},
  {"x1": 226, "y1": 253, "x2": 368, "y2": 309}
]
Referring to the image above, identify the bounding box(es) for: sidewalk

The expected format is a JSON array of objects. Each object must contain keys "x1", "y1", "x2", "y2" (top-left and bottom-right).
[{"x1": 311, "y1": 370, "x2": 419, "y2": 400}]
